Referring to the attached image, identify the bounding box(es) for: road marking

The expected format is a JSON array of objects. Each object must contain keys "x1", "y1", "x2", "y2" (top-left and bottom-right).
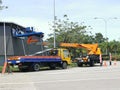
[
  {"x1": 45, "y1": 68, "x2": 120, "y2": 75},
  {"x1": 0, "y1": 77, "x2": 120, "y2": 85},
  {"x1": 34, "y1": 77, "x2": 120, "y2": 83}
]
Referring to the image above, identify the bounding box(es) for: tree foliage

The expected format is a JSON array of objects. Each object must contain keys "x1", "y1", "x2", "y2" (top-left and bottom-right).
[
  {"x1": 0, "y1": 0, "x2": 2, "y2": 10},
  {"x1": 0, "y1": 0, "x2": 8, "y2": 10},
  {"x1": 94, "y1": 33, "x2": 106, "y2": 43},
  {"x1": 99, "y1": 40, "x2": 120, "y2": 56},
  {"x1": 47, "y1": 15, "x2": 96, "y2": 47}
]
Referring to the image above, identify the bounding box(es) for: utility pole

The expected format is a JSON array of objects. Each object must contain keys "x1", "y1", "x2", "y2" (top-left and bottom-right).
[
  {"x1": 53, "y1": 0, "x2": 56, "y2": 48},
  {"x1": 0, "y1": 3, "x2": 8, "y2": 64}
]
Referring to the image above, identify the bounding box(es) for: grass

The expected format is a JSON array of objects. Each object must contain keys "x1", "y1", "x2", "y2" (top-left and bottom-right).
[
  {"x1": 70, "y1": 62, "x2": 78, "y2": 67},
  {"x1": 0, "y1": 65, "x2": 19, "y2": 73},
  {"x1": 0, "y1": 66, "x2": 3, "y2": 73},
  {"x1": 0, "y1": 62, "x2": 78, "y2": 73}
]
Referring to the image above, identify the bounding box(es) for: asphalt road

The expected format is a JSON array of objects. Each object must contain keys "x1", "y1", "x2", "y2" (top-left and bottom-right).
[{"x1": 0, "y1": 61, "x2": 120, "y2": 90}]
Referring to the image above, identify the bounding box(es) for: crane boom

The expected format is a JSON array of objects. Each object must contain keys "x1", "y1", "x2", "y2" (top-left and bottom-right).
[{"x1": 60, "y1": 43, "x2": 100, "y2": 55}]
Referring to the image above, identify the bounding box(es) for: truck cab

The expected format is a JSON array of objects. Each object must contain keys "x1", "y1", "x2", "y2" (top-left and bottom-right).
[{"x1": 56, "y1": 48, "x2": 71, "y2": 65}]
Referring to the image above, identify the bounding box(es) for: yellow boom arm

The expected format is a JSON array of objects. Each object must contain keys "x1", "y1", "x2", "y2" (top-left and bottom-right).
[{"x1": 60, "y1": 43, "x2": 101, "y2": 55}]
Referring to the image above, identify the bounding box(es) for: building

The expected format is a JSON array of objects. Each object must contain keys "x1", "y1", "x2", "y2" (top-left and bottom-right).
[{"x1": 0, "y1": 22, "x2": 44, "y2": 65}]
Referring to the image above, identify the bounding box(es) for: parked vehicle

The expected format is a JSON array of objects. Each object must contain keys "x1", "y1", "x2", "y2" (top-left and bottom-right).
[
  {"x1": 7, "y1": 48, "x2": 71, "y2": 71},
  {"x1": 60, "y1": 43, "x2": 102, "y2": 66}
]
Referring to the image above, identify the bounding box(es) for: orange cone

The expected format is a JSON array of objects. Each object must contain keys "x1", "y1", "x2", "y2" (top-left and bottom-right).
[
  {"x1": 2, "y1": 62, "x2": 7, "y2": 74},
  {"x1": 114, "y1": 60, "x2": 117, "y2": 66},
  {"x1": 103, "y1": 61, "x2": 107, "y2": 67},
  {"x1": 2, "y1": 63, "x2": 13, "y2": 74}
]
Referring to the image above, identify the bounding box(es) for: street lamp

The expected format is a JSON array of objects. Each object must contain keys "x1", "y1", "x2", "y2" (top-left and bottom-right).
[
  {"x1": 94, "y1": 17, "x2": 117, "y2": 40},
  {"x1": 94, "y1": 17, "x2": 109, "y2": 55},
  {"x1": 94, "y1": 17, "x2": 108, "y2": 39},
  {"x1": 1, "y1": 6, "x2": 8, "y2": 63}
]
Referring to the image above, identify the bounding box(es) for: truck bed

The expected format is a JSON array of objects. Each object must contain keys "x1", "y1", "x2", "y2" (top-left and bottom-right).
[{"x1": 7, "y1": 56, "x2": 62, "y2": 64}]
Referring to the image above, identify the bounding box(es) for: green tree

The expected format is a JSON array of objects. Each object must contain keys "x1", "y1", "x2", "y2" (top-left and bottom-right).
[
  {"x1": 99, "y1": 40, "x2": 120, "y2": 55},
  {"x1": 108, "y1": 40, "x2": 119, "y2": 55},
  {"x1": 47, "y1": 15, "x2": 92, "y2": 47},
  {"x1": 94, "y1": 33, "x2": 106, "y2": 43},
  {"x1": 0, "y1": 0, "x2": 8, "y2": 10}
]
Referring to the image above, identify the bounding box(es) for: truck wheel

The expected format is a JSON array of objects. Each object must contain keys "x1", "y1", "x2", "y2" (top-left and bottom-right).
[
  {"x1": 77, "y1": 63, "x2": 83, "y2": 67},
  {"x1": 90, "y1": 60, "x2": 94, "y2": 66},
  {"x1": 100, "y1": 62, "x2": 103, "y2": 66},
  {"x1": 77, "y1": 61, "x2": 83, "y2": 67},
  {"x1": 62, "y1": 62, "x2": 67, "y2": 69},
  {"x1": 33, "y1": 63, "x2": 40, "y2": 71}
]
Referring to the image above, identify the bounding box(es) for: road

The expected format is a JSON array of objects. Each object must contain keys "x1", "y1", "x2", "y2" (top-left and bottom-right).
[{"x1": 0, "y1": 61, "x2": 120, "y2": 90}]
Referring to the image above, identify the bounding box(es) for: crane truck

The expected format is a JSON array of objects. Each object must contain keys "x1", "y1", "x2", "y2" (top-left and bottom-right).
[
  {"x1": 7, "y1": 48, "x2": 71, "y2": 71},
  {"x1": 60, "y1": 43, "x2": 102, "y2": 67}
]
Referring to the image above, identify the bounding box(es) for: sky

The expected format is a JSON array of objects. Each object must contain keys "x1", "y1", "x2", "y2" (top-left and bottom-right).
[{"x1": 1, "y1": 0, "x2": 120, "y2": 41}]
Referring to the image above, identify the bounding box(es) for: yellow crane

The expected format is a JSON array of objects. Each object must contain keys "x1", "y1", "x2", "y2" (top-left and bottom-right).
[{"x1": 60, "y1": 43, "x2": 102, "y2": 66}]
